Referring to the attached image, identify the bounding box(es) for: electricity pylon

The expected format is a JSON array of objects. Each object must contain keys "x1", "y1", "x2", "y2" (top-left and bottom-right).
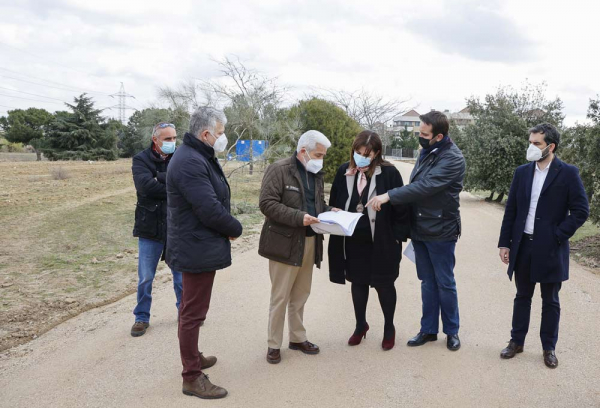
[{"x1": 109, "y1": 82, "x2": 136, "y2": 124}]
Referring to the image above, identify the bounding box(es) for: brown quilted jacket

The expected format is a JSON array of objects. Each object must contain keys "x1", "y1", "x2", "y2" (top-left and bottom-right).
[{"x1": 258, "y1": 155, "x2": 330, "y2": 268}]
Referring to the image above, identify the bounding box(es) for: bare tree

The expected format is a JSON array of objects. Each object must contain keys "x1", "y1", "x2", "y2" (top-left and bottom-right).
[
  {"x1": 157, "y1": 79, "x2": 215, "y2": 111},
  {"x1": 200, "y1": 57, "x2": 287, "y2": 174},
  {"x1": 157, "y1": 57, "x2": 297, "y2": 174},
  {"x1": 323, "y1": 88, "x2": 411, "y2": 155}
]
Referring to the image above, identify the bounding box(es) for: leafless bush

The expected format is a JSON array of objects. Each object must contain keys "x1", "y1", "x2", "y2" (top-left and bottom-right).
[{"x1": 50, "y1": 167, "x2": 71, "y2": 180}]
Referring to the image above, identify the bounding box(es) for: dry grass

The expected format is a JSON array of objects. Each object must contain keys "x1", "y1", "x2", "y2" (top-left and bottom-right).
[
  {"x1": 0, "y1": 158, "x2": 265, "y2": 352},
  {"x1": 50, "y1": 167, "x2": 71, "y2": 180}
]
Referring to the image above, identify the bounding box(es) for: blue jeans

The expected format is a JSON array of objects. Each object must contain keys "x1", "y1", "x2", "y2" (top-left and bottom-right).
[
  {"x1": 412, "y1": 240, "x2": 460, "y2": 335},
  {"x1": 133, "y1": 238, "x2": 182, "y2": 323}
]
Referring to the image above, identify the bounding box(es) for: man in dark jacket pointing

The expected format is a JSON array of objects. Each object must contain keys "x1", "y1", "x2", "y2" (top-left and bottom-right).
[
  {"x1": 166, "y1": 107, "x2": 242, "y2": 400},
  {"x1": 367, "y1": 110, "x2": 466, "y2": 351}
]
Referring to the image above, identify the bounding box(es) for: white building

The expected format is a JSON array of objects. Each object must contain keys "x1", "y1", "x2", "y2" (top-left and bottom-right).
[
  {"x1": 390, "y1": 109, "x2": 421, "y2": 138},
  {"x1": 446, "y1": 107, "x2": 475, "y2": 128}
]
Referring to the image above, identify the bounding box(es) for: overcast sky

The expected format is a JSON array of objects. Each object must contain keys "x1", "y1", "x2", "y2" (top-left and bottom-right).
[{"x1": 1, "y1": 0, "x2": 598, "y2": 125}]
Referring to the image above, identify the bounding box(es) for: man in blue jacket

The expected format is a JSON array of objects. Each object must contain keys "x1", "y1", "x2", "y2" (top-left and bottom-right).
[
  {"x1": 166, "y1": 107, "x2": 243, "y2": 399},
  {"x1": 367, "y1": 111, "x2": 466, "y2": 351},
  {"x1": 131, "y1": 122, "x2": 182, "y2": 337},
  {"x1": 498, "y1": 123, "x2": 589, "y2": 369}
]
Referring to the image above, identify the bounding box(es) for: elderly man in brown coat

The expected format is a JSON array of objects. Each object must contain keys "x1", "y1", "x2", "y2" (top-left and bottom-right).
[{"x1": 259, "y1": 130, "x2": 337, "y2": 364}]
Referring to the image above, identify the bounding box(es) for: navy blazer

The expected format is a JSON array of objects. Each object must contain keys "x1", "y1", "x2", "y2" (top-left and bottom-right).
[{"x1": 498, "y1": 157, "x2": 589, "y2": 282}]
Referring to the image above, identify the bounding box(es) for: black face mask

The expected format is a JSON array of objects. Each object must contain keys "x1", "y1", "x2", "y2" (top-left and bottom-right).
[{"x1": 419, "y1": 136, "x2": 432, "y2": 149}]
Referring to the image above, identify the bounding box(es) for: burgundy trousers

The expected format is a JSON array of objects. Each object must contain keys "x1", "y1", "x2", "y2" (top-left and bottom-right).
[{"x1": 178, "y1": 271, "x2": 216, "y2": 381}]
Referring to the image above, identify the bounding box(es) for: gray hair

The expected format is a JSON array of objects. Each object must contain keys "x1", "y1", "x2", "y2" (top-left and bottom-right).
[
  {"x1": 296, "y1": 130, "x2": 331, "y2": 153},
  {"x1": 152, "y1": 122, "x2": 175, "y2": 138},
  {"x1": 189, "y1": 106, "x2": 227, "y2": 137}
]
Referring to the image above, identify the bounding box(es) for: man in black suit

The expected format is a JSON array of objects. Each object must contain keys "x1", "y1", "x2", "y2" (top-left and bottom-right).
[{"x1": 498, "y1": 123, "x2": 589, "y2": 368}]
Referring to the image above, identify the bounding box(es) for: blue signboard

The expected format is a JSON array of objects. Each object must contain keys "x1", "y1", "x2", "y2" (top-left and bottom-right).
[{"x1": 236, "y1": 140, "x2": 268, "y2": 162}]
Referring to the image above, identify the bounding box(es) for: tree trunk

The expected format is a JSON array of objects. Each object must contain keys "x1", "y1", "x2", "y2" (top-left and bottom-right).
[
  {"x1": 494, "y1": 192, "x2": 505, "y2": 203},
  {"x1": 485, "y1": 191, "x2": 494, "y2": 202},
  {"x1": 34, "y1": 148, "x2": 42, "y2": 161}
]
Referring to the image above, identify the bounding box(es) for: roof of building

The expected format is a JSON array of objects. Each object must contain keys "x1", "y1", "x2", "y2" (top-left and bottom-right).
[{"x1": 401, "y1": 109, "x2": 421, "y2": 117}]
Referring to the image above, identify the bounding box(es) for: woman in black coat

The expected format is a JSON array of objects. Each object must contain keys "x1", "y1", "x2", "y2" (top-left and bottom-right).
[{"x1": 328, "y1": 131, "x2": 410, "y2": 350}]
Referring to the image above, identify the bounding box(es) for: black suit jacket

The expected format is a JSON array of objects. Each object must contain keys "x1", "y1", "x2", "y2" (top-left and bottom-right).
[{"x1": 498, "y1": 157, "x2": 589, "y2": 282}]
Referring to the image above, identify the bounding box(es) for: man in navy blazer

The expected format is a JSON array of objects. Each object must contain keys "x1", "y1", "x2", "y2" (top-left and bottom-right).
[{"x1": 498, "y1": 123, "x2": 589, "y2": 369}]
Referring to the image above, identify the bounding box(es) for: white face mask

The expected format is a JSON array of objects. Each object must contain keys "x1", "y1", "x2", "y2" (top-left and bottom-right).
[
  {"x1": 209, "y1": 132, "x2": 228, "y2": 153},
  {"x1": 526, "y1": 143, "x2": 550, "y2": 162},
  {"x1": 303, "y1": 151, "x2": 323, "y2": 174}
]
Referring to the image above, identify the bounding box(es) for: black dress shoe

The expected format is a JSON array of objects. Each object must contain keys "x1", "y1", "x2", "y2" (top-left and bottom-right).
[
  {"x1": 447, "y1": 334, "x2": 461, "y2": 351},
  {"x1": 543, "y1": 350, "x2": 558, "y2": 369},
  {"x1": 289, "y1": 341, "x2": 320, "y2": 355},
  {"x1": 407, "y1": 332, "x2": 438, "y2": 347},
  {"x1": 500, "y1": 340, "x2": 524, "y2": 359}
]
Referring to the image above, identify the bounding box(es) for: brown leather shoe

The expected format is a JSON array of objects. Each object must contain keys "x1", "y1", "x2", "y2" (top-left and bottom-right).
[
  {"x1": 267, "y1": 348, "x2": 281, "y2": 364},
  {"x1": 543, "y1": 350, "x2": 558, "y2": 369},
  {"x1": 500, "y1": 340, "x2": 524, "y2": 359},
  {"x1": 200, "y1": 352, "x2": 217, "y2": 369},
  {"x1": 182, "y1": 373, "x2": 228, "y2": 399},
  {"x1": 289, "y1": 341, "x2": 320, "y2": 355},
  {"x1": 130, "y1": 321, "x2": 149, "y2": 337}
]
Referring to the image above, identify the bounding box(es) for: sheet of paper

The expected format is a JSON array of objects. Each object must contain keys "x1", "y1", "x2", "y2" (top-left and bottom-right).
[
  {"x1": 403, "y1": 241, "x2": 416, "y2": 264},
  {"x1": 310, "y1": 210, "x2": 363, "y2": 236}
]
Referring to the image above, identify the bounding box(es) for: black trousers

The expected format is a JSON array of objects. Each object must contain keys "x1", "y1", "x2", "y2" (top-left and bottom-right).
[{"x1": 511, "y1": 237, "x2": 562, "y2": 350}]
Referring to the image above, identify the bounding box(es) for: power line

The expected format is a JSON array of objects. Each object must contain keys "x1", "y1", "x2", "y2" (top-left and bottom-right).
[
  {"x1": 0, "y1": 86, "x2": 67, "y2": 102},
  {"x1": 0, "y1": 103, "x2": 18, "y2": 109},
  {"x1": 0, "y1": 42, "x2": 100, "y2": 78},
  {"x1": 0, "y1": 92, "x2": 66, "y2": 106},
  {"x1": 0, "y1": 74, "x2": 108, "y2": 96},
  {"x1": 0, "y1": 67, "x2": 111, "y2": 96}
]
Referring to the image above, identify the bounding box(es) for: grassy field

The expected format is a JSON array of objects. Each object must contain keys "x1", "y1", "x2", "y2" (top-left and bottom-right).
[
  {"x1": 0, "y1": 152, "x2": 39, "y2": 162},
  {"x1": 0, "y1": 157, "x2": 265, "y2": 351}
]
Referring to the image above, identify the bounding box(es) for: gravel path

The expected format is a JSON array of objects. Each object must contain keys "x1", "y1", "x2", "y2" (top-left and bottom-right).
[{"x1": 1, "y1": 161, "x2": 599, "y2": 407}]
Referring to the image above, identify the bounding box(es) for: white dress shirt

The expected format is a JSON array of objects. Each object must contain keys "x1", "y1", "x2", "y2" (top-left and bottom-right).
[{"x1": 524, "y1": 161, "x2": 551, "y2": 234}]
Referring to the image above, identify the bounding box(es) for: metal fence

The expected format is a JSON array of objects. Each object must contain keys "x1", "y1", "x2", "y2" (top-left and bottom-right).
[{"x1": 384, "y1": 147, "x2": 418, "y2": 159}]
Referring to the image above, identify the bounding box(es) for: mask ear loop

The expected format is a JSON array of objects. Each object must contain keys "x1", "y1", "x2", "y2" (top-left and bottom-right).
[{"x1": 540, "y1": 144, "x2": 552, "y2": 160}]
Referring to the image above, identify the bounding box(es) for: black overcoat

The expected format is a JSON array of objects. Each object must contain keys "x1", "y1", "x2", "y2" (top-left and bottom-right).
[{"x1": 328, "y1": 162, "x2": 410, "y2": 287}]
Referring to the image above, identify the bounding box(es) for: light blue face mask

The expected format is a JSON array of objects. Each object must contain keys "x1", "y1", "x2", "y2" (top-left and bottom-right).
[
  {"x1": 160, "y1": 141, "x2": 176, "y2": 154},
  {"x1": 353, "y1": 151, "x2": 372, "y2": 168}
]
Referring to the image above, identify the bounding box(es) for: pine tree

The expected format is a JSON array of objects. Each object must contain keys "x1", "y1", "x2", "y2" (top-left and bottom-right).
[{"x1": 43, "y1": 94, "x2": 118, "y2": 160}]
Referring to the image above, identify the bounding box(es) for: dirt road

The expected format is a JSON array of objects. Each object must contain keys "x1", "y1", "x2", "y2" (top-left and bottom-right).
[{"x1": 1, "y1": 161, "x2": 599, "y2": 407}]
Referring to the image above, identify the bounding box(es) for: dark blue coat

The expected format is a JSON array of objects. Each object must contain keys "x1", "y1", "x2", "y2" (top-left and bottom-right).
[
  {"x1": 166, "y1": 133, "x2": 243, "y2": 273},
  {"x1": 498, "y1": 157, "x2": 589, "y2": 282}
]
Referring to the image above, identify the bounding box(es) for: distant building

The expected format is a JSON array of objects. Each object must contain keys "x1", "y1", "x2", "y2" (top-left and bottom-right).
[
  {"x1": 447, "y1": 107, "x2": 475, "y2": 128},
  {"x1": 388, "y1": 107, "x2": 475, "y2": 139},
  {"x1": 390, "y1": 109, "x2": 421, "y2": 138}
]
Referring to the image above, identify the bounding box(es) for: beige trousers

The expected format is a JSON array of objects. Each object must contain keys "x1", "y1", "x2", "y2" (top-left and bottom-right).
[{"x1": 267, "y1": 236, "x2": 316, "y2": 349}]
